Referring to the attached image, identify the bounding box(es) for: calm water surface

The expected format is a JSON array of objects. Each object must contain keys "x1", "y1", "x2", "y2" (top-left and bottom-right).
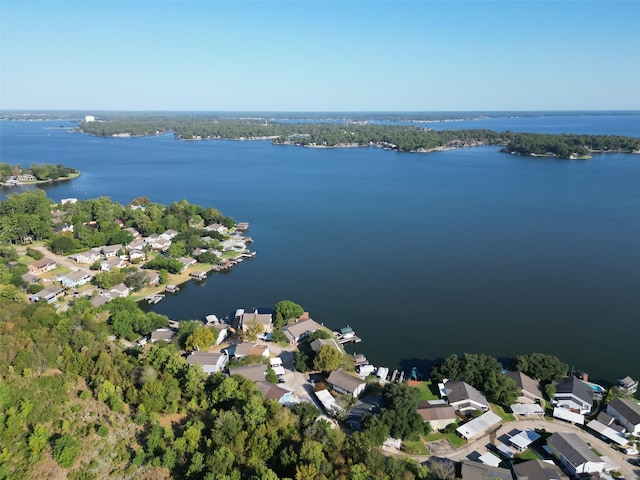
[{"x1": 1, "y1": 114, "x2": 639, "y2": 386}]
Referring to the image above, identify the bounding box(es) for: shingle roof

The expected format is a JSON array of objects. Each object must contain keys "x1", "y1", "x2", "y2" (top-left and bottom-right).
[
  {"x1": 228, "y1": 364, "x2": 267, "y2": 383},
  {"x1": 513, "y1": 459, "x2": 569, "y2": 480},
  {"x1": 548, "y1": 432, "x2": 602, "y2": 467},
  {"x1": 608, "y1": 397, "x2": 640, "y2": 425},
  {"x1": 326, "y1": 370, "x2": 365, "y2": 395},
  {"x1": 445, "y1": 380, "x2": 488, "y2": 407},
  {"x1": 506, "y1": 371, "x2": 544, "y2": 399},
  {"x1": 554, "y1": 377, "x2": 593, "y2": 405}
]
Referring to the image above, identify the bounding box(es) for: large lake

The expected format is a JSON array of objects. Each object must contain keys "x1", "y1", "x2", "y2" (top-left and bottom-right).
[{"x1": 2, "y1": 113, "x2": 639, "y2": 387}]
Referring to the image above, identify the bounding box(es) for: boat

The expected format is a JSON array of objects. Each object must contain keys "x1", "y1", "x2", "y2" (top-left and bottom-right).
[{"x1": 165, "y1": 285, "x2": 179, "y2": 293}]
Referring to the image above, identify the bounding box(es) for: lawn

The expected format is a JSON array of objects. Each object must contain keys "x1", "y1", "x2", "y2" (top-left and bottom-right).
[
  {"x1": 409, "y1": 380, "x2": 439, "y2": 401},
  {"x1": 516, "y1": 449, "x2": 540, "y2": 461},
  {"x1": 424, "y1": 431, "x2": 467, "y2": 448},
  {"x1": 402, "y1": 438, "x2": 430, "y2": 455},
  {"x1": 490, "y1": 404, "x2": 516, "y2": 422}
]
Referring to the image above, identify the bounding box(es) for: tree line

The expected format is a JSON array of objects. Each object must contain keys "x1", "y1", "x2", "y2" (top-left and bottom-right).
[
  {"x1": 78, "y1": 117, "x2": 640, "y2": 158},
  {"x1": 0, "y1": 163, "x2": 78, "y2": 182}
]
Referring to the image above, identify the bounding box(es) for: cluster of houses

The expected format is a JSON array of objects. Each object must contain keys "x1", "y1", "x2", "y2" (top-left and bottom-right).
[{"x1": 24, "y1": 214, "x2": 253, "y2": 309}]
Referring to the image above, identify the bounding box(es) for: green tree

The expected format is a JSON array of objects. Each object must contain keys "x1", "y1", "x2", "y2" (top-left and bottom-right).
[
  {"x1": 53, "y1": 434, "x2": 81, "y2": 468},
  {"x1": 274, "y1": 300, "x2": 304, "y2": 327},
  {"x1": 185, "y1": 327, "x2": 215, "y2": 351},
  {"x1": 313, "y1": 345, "x2": 343, "y2": 373},
  {"x1": 242, "y1": 320, "x2": 263, "y2": 342},
  {"x1": 513, "y1": 353, "x2": 568, "y2": 384}
]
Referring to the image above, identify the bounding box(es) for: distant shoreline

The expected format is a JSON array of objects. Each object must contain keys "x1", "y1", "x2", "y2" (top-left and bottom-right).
[{"x1": 0, "y1": 172, "x2": 80, "y2": 188}]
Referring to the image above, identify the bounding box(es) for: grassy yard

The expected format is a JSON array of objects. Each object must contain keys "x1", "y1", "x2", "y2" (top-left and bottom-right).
[
  {"x1": 424, "y1": 431, "x2": 467, "y2": 448},
  {"x1": 490, "y1": 403, "x2": 516, "y2": 422},
  {"x1": 402, "y1": 438, "x2": 430, "y2": 455},
  {"x1": 409, "y1": 380, "x2": 439, "y2": 401},
  {"x1": 516, "y1": 449, "x2": 540, "y2": 461}
]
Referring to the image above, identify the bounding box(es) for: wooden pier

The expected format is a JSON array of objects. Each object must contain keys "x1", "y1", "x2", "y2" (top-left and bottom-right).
[{"x1": 145, "y1": 294, "x2": 165, "y2": 304}]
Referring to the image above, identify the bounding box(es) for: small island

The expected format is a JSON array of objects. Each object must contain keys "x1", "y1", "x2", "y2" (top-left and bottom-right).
[{"x1": 0, "y1": 162, "x2": 80, "y2": 187}]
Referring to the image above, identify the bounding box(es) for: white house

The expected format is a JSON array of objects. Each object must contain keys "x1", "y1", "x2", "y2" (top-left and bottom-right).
[
  {"x1": 70, "y1": 248, "x2": 102, "y2": 264},
  {"x1": 59, "y1": 271, "x2": 92, "y2": 288},
  {"x1": 553, "y1": 377, "x2": 593, "y2": 415},
  {"x1": 606, "y1": 397, "x2": 640, "y2": 435},
  {"x1": 547, "y1": 432, "x2": 605, "y2": 476},
  {"x1": 444, "y1": 380, "x2": 489, "y2": 413},
  {"x1": 187, "y1": 351, "x2": 228, "y2": 375},
  {"x1": 455, "y1": 410, "x2": 501, "y2": 440}
]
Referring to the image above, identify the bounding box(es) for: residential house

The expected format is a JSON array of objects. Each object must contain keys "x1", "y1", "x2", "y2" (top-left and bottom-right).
[
  {"x1": 416, "y1": 401, "x2": 457, "y2": 431},
  {"x1": 505, "y1": 371, "x2": 544, "y2": 404},
  {"x1": 101, "y1": 244, "x2": 122, "y2": 258},
  {"x1": 309, "y1": 338, "x2": 339, "y2": 353},
  {"x1": 205, "y1": 223, "x2": 227, "y2": 234},
  {"x1": 177, "y1": 257, "x2": 197, "y2": 270},
  {"x1": 101, "y1": 257, "x2": 127, "y2": 271},
  {"x1": 509, "y1": 429, "x2": 541, "y2": 451},
  {"x1": 150, "y1": 237, "x2": 171, "y2": 251},
  {"x1": 142, "y1": 270, "x2": 160, "y2": 287},
  {"x1": 186, "y1": 351, "x2": 228, "y2": 375},
  {"x1": 553, "y1": 377, "x2": 593, "y2": 414},
  {"x1": 110, "y1": 283, "x2": 129, "y2": 298},
  {"x1": 160, "y1": 229, "x2": 178, "y2": 240},
  {"x1": 127, "y1": 238, "x2": 146, "y2": 251},
  {"x1": 90, "y1": 295, "x2": 111, "y2": 308},
  {"x1": 513, "y1": 459, "x2": 569, "y2": 480},
  {"x1": 455, "y1": 410, "x2": 501, "y2": 440},
  {"x1": 150, "y1": 328, "x2": 175, "y2": 343},
  {"x1": 30, "y1": 285, "x2": 64, "y2": 304},
  {"x1": 211, "y1": 323, "x2": 230, "y2": 345},
  {"x1": 228, "y1": 364, "x2": 267, "y2": 383},
  {"x1": 280, "y1": 317, "x2": 321, "y2": 344},
  {"x1": 460, "y1": 460, "x2": 513, "y2": 480},
  {"x1": 586, "y1": 413, "x2": 629, "y2": 447},
  {"x1": 547, "y1": 432, "x2": 606, "y2": 476},
  {"x1": 53, "y1": 222, "x2": 74, "y2": 234},
  {"x1": 128, "y1": 249, "x2": 146, "y2": 262},
  {"x1": 124, "y1": 227, "x2": 140, "y2": 238},
  {"x1": 444, "y1": 380, "x2": 489, "y2": 413},
  {"x1": 233, "y1": 343, "x2": 270, "y2": 359},
  {"x1": 28, "y1": 257, "x2": 57, "y2": 275},
  {"x1": 59, "y1": 271, "x2": 92, "y2": 288},
  {"x1": 606, "y1": 397, "x2": 640, "y2": 435},
  {"x1": 326, "y1": 370, "x2": 366, "y2": 398},
  {"x1": 241, "y1": 310, "x2": 273, "y2": 334},
  {"x1": 616, "y1": 376, "x2": 638, "y2": 396},
  {"x1": 255, "y1": 382, "x2": 294, "y2": 404},
  {"x1": 69, "y1": 248, "x2": 102, "y2": 264}
]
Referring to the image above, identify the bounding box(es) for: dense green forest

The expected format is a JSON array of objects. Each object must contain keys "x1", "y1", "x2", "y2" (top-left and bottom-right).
[
  {"x1": 0, "y1": 163, "x2": 79, "y2": 183},
  {"x1": 78, "y1": 117, "x2": 640, "y2": 158}
]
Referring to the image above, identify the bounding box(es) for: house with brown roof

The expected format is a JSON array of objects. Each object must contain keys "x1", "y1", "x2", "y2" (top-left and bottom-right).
[
  {"x1": 28, "y1": 257, "x2": 57, "y2": 275},
  {"x1": 255, "y1": 382, "x2": 294, "y2": 404},
  {"x1": 416, "y1": 401, "x2": 457, "y2": 430},
  {"x1": 233, "y1": 343, "x2": 270, "y2": 359},
  {"x1": 241, "y1": 310, "x2": 273, "y2": 334},
  {"x1": 505, "y1": 371, "x2": 544, "y2": 404}
]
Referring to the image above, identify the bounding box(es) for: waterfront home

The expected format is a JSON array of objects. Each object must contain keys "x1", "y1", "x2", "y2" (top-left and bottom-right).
[
  {"x1": 209, "y1": 323, "x2": 229, "y2": 345},
  {"x1": 28, "y1": 257, "x2": 57, "y2": 275},
  {"x1": 326, "y1": 370, "x2": 366, "y2": 398},
  {"x1": 228, "y1": 363, "x2": 267, "y2": 383},
  {"x1": 280, "y1": 317, "x2": 321, "y2": 344},
  {"x1": 110, "y1": 283, "x2": 130, "y2": 298},
  {"x1": 150, "y1": 328, "x2": 175, "y2": 344},
  {"x1": 70, "y1": 248, "x2": 102, "y2": 264},
  {"x1": 513, "y1": 459, "x2": 569, "y2": 480},
  {"x1": 505, "y1": 371, "x2": 544, "y2": 404},
  {"x1": 30, "y1": 285, "x2": 64, "y2": 304},
  {"x1": 241, "y1": 310, "x2": 273, "y2": 334},
  {"x1": 553, "y1": 377, "x2": 593, "y2": 414},
  {"x1": 460, "y1": 460, "x2": 512, "y2": 480},
  {"x1": 606, "y1": 397, "x2": 640, "y2": 435},
  {"x1": 546, "y1": 432, "x2": 606, "y2": 476},
  {"x1": 309, "y1": 338, "x2": 339, "y2": 353},
  {"x1": 616, "y1": 376, "x2": 639, "y2": 396},
  {"x1": 59, "y1": 271, "x2": 92, "y2": 288},
  {"x1": 187, "y1": 351, "x2": 228, "y2": 375},
  {"x1": 443, "y1": 380, "x2": 489, "y2": 413},
  {"x1": 455, "y1": 410, "x2": 501, "y2": 440},
  {"x1": 416, "y1": 401, "x2": 457, "y2": 431},
  {"x1": 101, "y1": 257, "x2": 127, "y2": 271},
  {"x1": 178, "y1": 257, "x2": 197, "y2": 269},
  {"x1": 142, "y1": 270, "x2": 160, "y2": 286},
  {"x1": 205, "y1": 223, "x2": 227, "y2": 234}
]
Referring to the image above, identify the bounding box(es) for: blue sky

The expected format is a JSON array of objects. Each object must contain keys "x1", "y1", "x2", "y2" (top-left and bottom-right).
[{"x1": 2, "y1": 1, "x2": 639, "y2": 111}]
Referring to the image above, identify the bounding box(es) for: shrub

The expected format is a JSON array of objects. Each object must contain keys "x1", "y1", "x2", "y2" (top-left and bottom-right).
[
  {"x1": 97, "y1": 425, "x2": 109, "y2": 437},
  {"x1": 26, "y1": 248, "x2": 44, "y2": 260},
  {"x1": 53, "y1": 434, "x2": 81, "y2": 468}
]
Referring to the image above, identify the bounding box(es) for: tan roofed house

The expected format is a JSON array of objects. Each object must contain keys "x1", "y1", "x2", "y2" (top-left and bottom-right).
[
  {"x1": 241, "y1": 310, "x2": 273, "y2": 334},
  {"x1": 280, "y1": 318, "x2": 321, "y2": 344},
  {"x1": 28, "y1": 257, "x2": 57, "y2": 275},
  {"x1": 416, "y1": 401, "x2": 457, "y2": 430},
  {"x1": 326, "y1": 370, "x2": 366, "y2": 398}
]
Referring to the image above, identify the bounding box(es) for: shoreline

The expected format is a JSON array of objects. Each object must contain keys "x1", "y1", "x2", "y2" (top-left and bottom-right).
[{"x1": 0, "y1": 172, "x2": 80, "y2": 188}]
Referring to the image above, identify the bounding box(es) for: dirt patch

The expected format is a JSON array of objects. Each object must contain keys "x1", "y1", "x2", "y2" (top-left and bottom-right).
[
  {"x1": 426, "y1": 438, "x2": 456, "y2": 456},
  {"x1": 157, "y1": 412, "x2": 188, "y2": 429}
]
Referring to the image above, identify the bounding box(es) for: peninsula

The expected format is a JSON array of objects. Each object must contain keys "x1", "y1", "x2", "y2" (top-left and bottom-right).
[
  {"x1": 0, "y1": 162, "x2": 79, "y2": 187},
  {"x1": 77, "y1": 115, "x2": 640, "y2": 159}
]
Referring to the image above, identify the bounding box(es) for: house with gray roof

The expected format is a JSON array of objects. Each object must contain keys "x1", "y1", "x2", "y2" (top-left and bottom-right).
[
  {"x1": 506, "y1": 370, "x2": 544, "y2": 404},
  {"x1": 241, "y1": 310, "x2": 273, "y2": 334},
  {"x1": 460, "y1": 460, "x2": 512, "y2": 480},
  {"x1": 280, "y1": 317, "x2": 321, "y2": 344},
  {"x1": 60, "y1": 270, "x2": 92, "y2": 288},
  {"x1": 547, "y1": 432, "x2": 605, "y2": 476},
  {"x1": 513, "y1": 459, "x2": 569, "y2": 480},
  {"x1": 228, "y1": 363, "x2": 267, "y2": 383},
  {"x1": 606, "y1": 397, "x2": 640, "y2": 435},
  {"x1": 309, "y1": 338, "x2": 339, "y2": 353},
  {"x1": 150, "y1": 328, "x2": 175, "y2": 343},
  {"x1": 255, "y1": 381, "x2": 294, "y2": 404},
  {"x1": 186, "y1": 351, "x2": 228, "y2": 374},
  {"x1": 326, "y1": 370, "x2": 366, "y2": 398},
  {"x1": 553, "y1": 377, "x2": 593, "y2": 414},
  {"x1": 444, "y1": 380, "x2": 489, "y2": 413}
]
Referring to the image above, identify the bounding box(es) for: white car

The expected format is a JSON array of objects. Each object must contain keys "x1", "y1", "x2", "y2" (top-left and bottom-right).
[{"x1": 624, "y1": 447, "x2": 638, "y2": 455}]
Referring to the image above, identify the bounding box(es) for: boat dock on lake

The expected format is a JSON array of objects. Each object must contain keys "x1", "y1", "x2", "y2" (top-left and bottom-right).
[
  {"x1": 145, "y1": 294, "x2": 165, "y2": 304},
  {"x1": 333, "y1": 325, "x2": 361, "y2": 344}
]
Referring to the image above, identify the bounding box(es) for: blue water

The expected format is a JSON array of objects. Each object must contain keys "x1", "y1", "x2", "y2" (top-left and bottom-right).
[{"x1": 1, "y1": 113, "x2": 639, "y2": 388}]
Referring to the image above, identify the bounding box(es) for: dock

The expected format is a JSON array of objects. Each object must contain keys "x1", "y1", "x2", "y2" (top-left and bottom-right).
[
  {"x1": 145, "y1": 294, "x2": 165, "y2": 304},
  {"x1": 333, "y1": 325, "x2": 362, "y2": 344},
  {"x1": 190, "y1": 271, "x2": 207, "y2": 281},
  {"x1": 165, "y1": 285, "x2": 179, "y2": 293}
]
